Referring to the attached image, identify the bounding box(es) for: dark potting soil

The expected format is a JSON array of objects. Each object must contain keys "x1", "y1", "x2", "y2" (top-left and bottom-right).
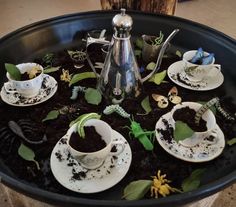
[
  {"x1": 69, "y1": 126, "x2": 106, "y2": 152},
  {"x1": 173, "y1": 106, "x2": 207, "y2": 132},
  {"x1": 0, "y1": 35, "x2": 235, "y2": 199}
]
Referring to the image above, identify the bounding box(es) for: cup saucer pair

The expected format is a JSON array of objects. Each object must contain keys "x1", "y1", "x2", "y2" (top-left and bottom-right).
[
  {"x1": 50, "y1": 129, "x2": 132, "y2": 193},
  {"x1": 0, "y1": 74, "x2": 58, "y2": 106},
  {"x1": 167, "y1": 61, "x2": 224, "y2": 91}
]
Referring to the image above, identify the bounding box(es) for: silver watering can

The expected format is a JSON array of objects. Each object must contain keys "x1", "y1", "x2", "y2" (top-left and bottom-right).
[{"x1": 86, "y1": 9, "x2": 179, "y2": 104}]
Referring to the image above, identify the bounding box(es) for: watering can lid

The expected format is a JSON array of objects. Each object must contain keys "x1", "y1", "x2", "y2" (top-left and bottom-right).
[{"x1": 112, "y1": 8, "x2": 133, "y2": 31}]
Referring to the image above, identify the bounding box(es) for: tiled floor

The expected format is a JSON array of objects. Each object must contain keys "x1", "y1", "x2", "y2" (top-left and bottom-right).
[{"x1": 0, "y1": 0, "x2": 235, "y2": 206}]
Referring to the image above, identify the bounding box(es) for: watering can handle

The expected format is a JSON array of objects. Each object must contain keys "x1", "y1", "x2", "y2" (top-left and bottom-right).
[
  {"x1": 141, "y1": 29, "x2": 180, "y2": 83},
  {"x1": 86, "y1": 37, "x2": 110, "y2": 79}
]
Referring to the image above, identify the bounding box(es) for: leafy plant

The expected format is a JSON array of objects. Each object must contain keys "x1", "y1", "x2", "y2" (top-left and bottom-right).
[
  {"x1": 148, "y1": 70, "x2": 167, "y2": 85},
  {"x1": 5, "y1": 63, "x2": 21, "y2": 81},
  {"x1": 181, "y1": 169, "x2": 205, "y2": 192},
  {"x1": 69, "y1": 72, "x2": 96, "y2": 86},
  {"x1": 150, "y1": 31, "x2": 164, "y2": 46},
  {"x1": 146, "y1": 62, "x2": 156, "y2": 71},
  {"x1": 42, "y1": 110, "x2": 60, "y2": 122},
  {"x1": 18, "y1": 143, "x2": 40, "y2": 170},
  {"x1": 174, "y1": 121, "x2": 194, "y2": 142},
  {"x1": 227, "y1": 138, "x2": 236, "y2": 146},
  {"x1": 123, "y1": 180, "x2": 153, "y2": 200},
  {"x1": 140, "y1": 96, "x2": 152, "y2": 115},
  {"x1": 84, "y1": 88, "x2": 102, "y2": 105}
]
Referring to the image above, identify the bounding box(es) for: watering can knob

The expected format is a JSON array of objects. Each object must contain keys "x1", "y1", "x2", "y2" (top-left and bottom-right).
[{"x1": 112, "y1": 8, "x2": 133, "y2": 37}]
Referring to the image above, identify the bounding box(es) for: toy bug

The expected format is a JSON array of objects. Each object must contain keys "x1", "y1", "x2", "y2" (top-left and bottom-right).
[{"x1": 125, "y1": 117, "x2": 154, "y2": 151}]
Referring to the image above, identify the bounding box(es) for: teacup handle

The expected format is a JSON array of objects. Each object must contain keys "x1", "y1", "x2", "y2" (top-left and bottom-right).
[
  {"x1": 211, "y1": 64, "x2": 221, "y2": 71},
  {"x1": 109, "y1": 141, "x2": 125, "y2": 156},
  {"x1": 202, "y1": 129, "x2": 218, "y2": 145},
  {"x1": 4, "y1": 82, "x2": 17, "y2": 93}
]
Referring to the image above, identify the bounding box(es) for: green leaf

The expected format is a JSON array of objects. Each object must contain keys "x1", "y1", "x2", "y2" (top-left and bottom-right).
[
  {"x1": 43, "y1": 66, "x2": 60, "y2": 74},
  {"x1": 18, "y1": 143, "x2": 40, "y2": 170},
  {"x1": 123, "y1": 180, "x2": 152, "y2": 200},
  {"x1": 146, "y1": 62, "x2": 156, "y2": 71},
  {"x1": 141, "y1": 96, "x2": 152, "y2": 114},
  {"x1": 174, "y1": 121, "x2": 194, "y2": 142},
  {"x1": 42, "y1": 110, "x2": 60, "y2": 122},
  {"x1": 84, "y1": 88, "x2": 102, "y2": 105},
  {"x1": 227, "y1": 138, "x2": 236, "y2": 146},
  {"x1": 181, "y1": 169, "x2": 205, "y2": 192},
  {"x1": 135, "y1": 37, "x2": 143, "y2": 49},
  {"x1": 135, "y1": 50, "x2": 142, "y2": 58},
  {"x1": 5, "y1": 63, "x2": 21, "y2": 81},
  {"x1": 148, "y1": 70, "x2": 167, "y2": 85},
  {"x1": 69, "y1": 72, "x2": 96, "y2": 86}
]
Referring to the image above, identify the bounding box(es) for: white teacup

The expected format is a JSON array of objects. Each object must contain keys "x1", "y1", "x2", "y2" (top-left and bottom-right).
[
  {"x1": 183, "y1": 50, "x2": 221, "y2": 82},
  {"x1": 4, "y1": 63, "x2": 44, "y2": 98},
  {"x1": 170, "y1": 102, "x2": 218, "y2": 147},
  {"x1": 67, "y1": 119, "x2": 125, "y2": 170}
]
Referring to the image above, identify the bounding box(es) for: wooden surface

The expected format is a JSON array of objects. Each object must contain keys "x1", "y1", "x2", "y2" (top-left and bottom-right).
[
  {"x1": 0, "y1": 0, "x2": 235, "y2": 207},
  {"x1": 100, "y1": 0, "x2": 177, "y2": 15},
  {"x1": 1, "y1": 183, "x2": 236, "y2": 207}
]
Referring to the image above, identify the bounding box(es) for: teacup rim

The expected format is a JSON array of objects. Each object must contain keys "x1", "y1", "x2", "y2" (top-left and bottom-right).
[
  {"x1": 6, "y1": 62, "x2": 43, "y2": 82},
  {"x1": 183, "y1": 50, "x2": 215, "y2": 65}
]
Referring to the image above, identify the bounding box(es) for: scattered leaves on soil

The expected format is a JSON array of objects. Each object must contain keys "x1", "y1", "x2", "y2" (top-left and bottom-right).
[
  {"x1": 18, "y1": 143, "x2": 40, "y2": 170},
  {"x1": 148, "y1": 70, "x2": 167, "y2": 85},
  {"x1": 69, "y1": 72, "x2": 96, "y2": 86},
  {"x1": 84, "y1": 88, "x2": 102, "y2": 105},
  {"x1": 140, "y1": 96, "x2": 152, "y2": 114},
  {"x1": 181, "y1": 169, "x2": 205, "y2": 192},
  {"x1": 135, "y1": 37, "x2": 144, "y2": 49},
  {"x1": 42, "y1": 110, "x2": 60, "y2": 122},
  {"x1": 227, "y1": 138, "x2": 236, "y2": 146},
  {"x1": 43, "y1": 66, "x2": 60, "y2": 74},
  {"x1": 123, "y1": 180, "x2": 153, "y2": 200},
  {"x1": 146, "y1": 62, "x2": 156, "y2": 71}
]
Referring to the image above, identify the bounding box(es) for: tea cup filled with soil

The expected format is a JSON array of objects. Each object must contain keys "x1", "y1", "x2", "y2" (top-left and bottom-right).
[
  {"x1": 4, "y1": 63, "x2": 43, "y2": 98},
  {"x1": 67, "y1": 119, "x2": 125, "y2": 170},
  {"x1": 170, "y1": 102, "x2": 218, "y2": 147},
  {"x1": 183, "y1": 49, "x2": 221, "y2": 82}
]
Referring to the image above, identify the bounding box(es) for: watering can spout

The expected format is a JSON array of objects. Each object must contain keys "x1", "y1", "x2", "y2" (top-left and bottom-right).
[{"x1": 141, "y1": 29, "x2": 180, "y2": 82}]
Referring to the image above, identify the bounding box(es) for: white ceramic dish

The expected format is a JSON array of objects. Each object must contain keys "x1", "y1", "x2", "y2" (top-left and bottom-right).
[
  {"x1": 0, "y1": 74, "x2": 57, "y2": 106},
  {"x1": 155, "y1": 112, "x2": 225, "y2": 162},
  {"x1": 50, "y1": 130, "x2": 132, "y2": 193},
  {"x1": 167, "y1": 61, "x2": 224, "y2": 91}
]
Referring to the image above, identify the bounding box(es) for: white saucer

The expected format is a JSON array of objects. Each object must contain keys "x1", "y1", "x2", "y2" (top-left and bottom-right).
[
  {"x1": 167, "y1": 61, "x2": 224, "y2": 91},
  {"x1": 155, "y1": 112, "x2": 225, "y2": 162},
  {"x1": 50, "y1": 130, "x2": 132, "y2": 193},
  {"x1": 0, "y1": 74, "x2": 58, "y2": 106}
]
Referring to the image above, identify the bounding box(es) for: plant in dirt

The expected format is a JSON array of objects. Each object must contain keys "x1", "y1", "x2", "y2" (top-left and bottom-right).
[
  {"x1": 18, "y1": 143, "x2": 40, "y2": 170},
  {"x1": 181, "y1": 169, "x2": 205, "y2": 192},
  {"x1": 148, "y1": 70, "x2": 167, "y2": 85}
]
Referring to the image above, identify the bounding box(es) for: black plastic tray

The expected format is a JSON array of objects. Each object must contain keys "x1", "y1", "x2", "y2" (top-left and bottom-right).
[{"x1": 0, "y1": 10, "x2": 235, "y2": 207}]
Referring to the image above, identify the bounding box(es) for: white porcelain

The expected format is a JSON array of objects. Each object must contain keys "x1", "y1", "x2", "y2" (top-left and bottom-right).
[
  {"x1": 67, "y1": 119, "x2": 125, "y2": 170},
  {"x1": 50, "y1": 130, "x2": 132, "y2": 193},
  {"x1": 170, "y1": 102, "x2": 217, "y2": 147},
  {"x1": 155, "y1": 112, "x2": 225, "y2": 162},
  {"x1": 0, "y1": 74, "x2": 58, "y2": 106},
  {"x1": 5, "y1": 63, "x2": 44, "y2": 98},
  {"x1": 182, "y1": 50, "x2": 221, "y2": 82},
  {"x1": 167, "y1": 61, "x2": 224, "y2": 91}
]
